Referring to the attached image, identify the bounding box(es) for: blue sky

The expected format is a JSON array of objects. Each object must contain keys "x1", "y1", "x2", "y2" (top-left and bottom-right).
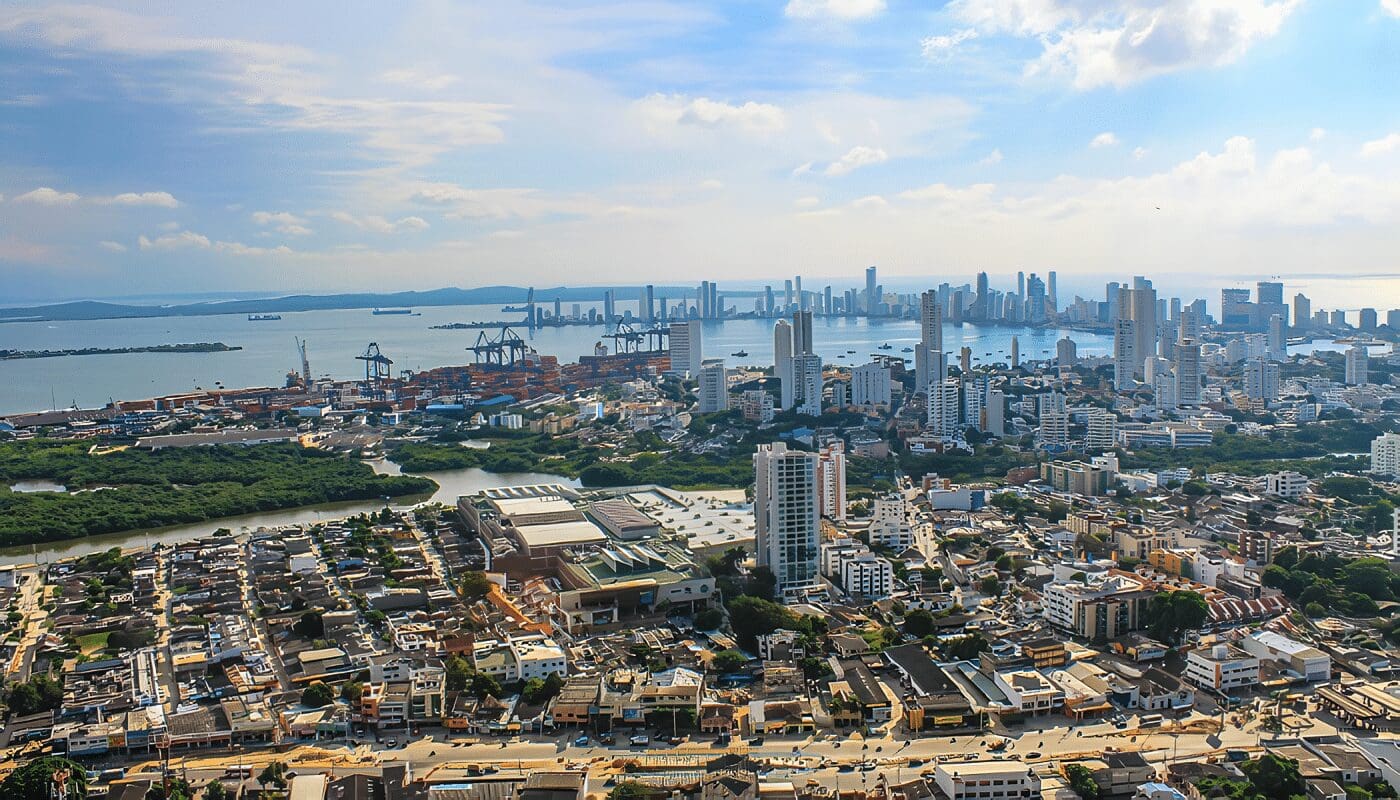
[{"x1": 1, "y1": 0, "x2": 1399, "y2": 302}]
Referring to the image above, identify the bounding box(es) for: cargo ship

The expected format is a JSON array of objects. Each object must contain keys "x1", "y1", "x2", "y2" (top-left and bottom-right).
[
  {"x1": 372, "y1": 308, "x2": 414, "y2": 315},
  {"x1": 247, "y1": 314, "x2": 282, "y2": 321}
]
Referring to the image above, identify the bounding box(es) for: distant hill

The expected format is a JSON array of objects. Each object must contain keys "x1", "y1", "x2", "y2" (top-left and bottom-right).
[{"x1": 0, "y1": 285, "x2": 722, "y2": 322}]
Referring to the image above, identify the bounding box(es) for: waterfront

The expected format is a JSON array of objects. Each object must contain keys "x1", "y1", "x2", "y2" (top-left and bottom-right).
[
  {"x1": 0, "y1": 302, "x2": 1115, "y2": 414},
  {"x1": 0, "y1": 462, "x2": 578, "y2": 566}
]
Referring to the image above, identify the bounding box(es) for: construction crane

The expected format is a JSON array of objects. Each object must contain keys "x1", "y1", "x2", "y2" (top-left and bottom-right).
[
  {"x1": 469, "y1": 326, "x2": 529, "y2": 368},
  {"x1": 605, "y1": 322, "x2": 668, "y2": 357},
  {"x1": 356, "y1": 342, "x2": 394, "y2": 385},
  {"x1": 295, "y1": 337, "x2": 311, "y2": 386}
]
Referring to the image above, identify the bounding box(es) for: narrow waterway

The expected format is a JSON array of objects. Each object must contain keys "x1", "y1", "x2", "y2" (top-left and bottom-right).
[{"x1": 0, "y1": 462, "x2": 579, "y2": 567}]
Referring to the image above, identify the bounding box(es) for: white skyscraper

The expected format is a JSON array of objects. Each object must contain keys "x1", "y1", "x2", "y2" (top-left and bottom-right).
[
  {"x1": 792, "y1": 353, "x2": 823, "y2": 416},
  {"x1": 1174, "y1": 337, "x2": 1201, "y2": 407},
  {"x1": 984, "y1": 389, "x2": 1005, "y2": 436},
  {"x1": 774, "y1": 320, "x2": 794, "y2": 409},
  {"x1": 1113, "y1": 318, "x2": 1137, "y2": 391},
  {"x1": 817, "y1": 441, "x2": 847, "y2": 522},
  {"x1": 850, "y1": 361, "x2": 892, "y2": 407},
  {"x1": 1243, "y1": 357, "x2": 1280, "y2": 402},
  {"x1": 754, "y1": 442, "x2": 820, "y2": 596},
  {"x1": 1056, "y1": 336, "x2": 1077, "y2": 368},
  {"x1": 1038, "y1": 410, "x2": 1069, "y2": 448},
  {"x1": 928, "y1": 377, "x2": 962, "y2": 436},
  {"x1": 792, "y1": 310, "x2": 814, "y2": 355},
  {"x1": 915, "y1": 289, "x2": 945, "y2": 392},
  {"x1": 698, "y1": 358, "x2": 728, "y2": 413},
  {"x1": 1371, "y1": 432, "x2": 1400, "y2": 478},
  {"x1": 1345, "y1": 345, "x2": 1369, "y2": 386},
  {"x1": 669, "y1": 320, "x2": 703, "y2": 377},
  {"x1": 1086, "y1": 410, "x2": 1117, "y2": 450},
  {"x1": 1266, "y1": 314, "x2": 1286, "y2": 361}
]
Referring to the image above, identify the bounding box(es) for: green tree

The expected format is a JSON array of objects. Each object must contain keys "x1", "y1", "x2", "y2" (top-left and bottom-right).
[
  {"x1": 459, "y1": 571, "x2": 494, "y2": 601},
  {"x1": 301, "y1": 681, "x2": 334, "y2": 708},
  {"x1": 292, "y1": 610, "x2": 324, "y2": 639},
  {"x1": 521, "y1": 673, "x2": 565, "y2": 704},
  {"x1": 1064, "y1": 763, "x2": 1101, "y2": 800},
  {"x1": 204, "y1": 781, "x2": 230, "y2": 800},
  {"x1": 726, "y1": 595, "x2": 799, "y2": 649},
  {"x1": 445, "y1": 655, "x2": 472, "y2": 692},
  {"x1": 1145, "y1": 590, "x2": 1209, "y2": 643},
  {"x1": 711, "y1": 649, "x2": 749, "y2": 673},
  {"x1": 693, "y1": 607, "x2": 725, "y2": 630},
  {"x1": 902, "y1": 609, "x2": 936, "y2": 638},
  {"x1": 941, "y1": 633, "x2": 988, "y2": 661},
  {"x1": 1341, "y1": 558, "x2": 1395, "y2": 601},
  {"x1": 1239, "y1": 754, "x2": 1305, "y2": 799},
  {"x1": 609, "y1": 780, "x2": 655, "y2": 800},
  {"x1": 0, "y1": 757, "x2": 87, "y2": 800},
  {"x1": 340, "y1": 681, "x2": 364, "y2": 704},
  {"x1": 257, "y1": 762, "x2": 289, "y2": 792},
  {"x1": 979, "y1": 576, "x2": 1001, "y2": 595},
  {"x1": 146, "y1": 777, "x2": 196, "y2": 800}
]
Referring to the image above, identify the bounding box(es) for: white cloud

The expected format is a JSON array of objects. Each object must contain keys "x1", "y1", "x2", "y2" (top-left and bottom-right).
[
  {"x1": 794, "y1": 196, "x2": 821, "y2": 208},
  {"x1": 979, "y1": 148, "x2": 1003, "y2": 165},
  {"x1": 380, "y1": 68, "x2": 459, "y2": 91},
  {"x1": 825, "y1": 145, "x2": 888, "y2": 176},
  {"x1": 139, "y1": 230, "x2": 211, "y2": 250},
  {"x1": 407, "y1": 183, "x2": 627, "y2": 221},
  {"x1": 784, "y1": 0, "x2": 886, "y2": 21},
  {"x1": 98, "y1": 240, "x2": 127, "y2": 252},
  {"x1": 851, "y1": 195, "x2": 888, "y2": 209},
  {"x1": 635, "y1": 94, "x2": 786, "y2": 136},
  {"x1": 14, "y1": 187, "x2": 80, "y2": 205},
  {"x1": 1090, "y1": 132, "x2": 1120, "y2": 149},
  {"x1": 1360, "y1": 133, "x2": 1400, "y2": 157},
  {"x1": 1384, "y1": 0, "x2": 1400, "y2": 17},
  {"x1": 1132, "y1": 146, "x2": 1147, "y2": 160},
  {"x1": 1309, "y1": 127, "x2": 1327, "y2": 142},
  {"x1": 252, "y1": 211, "x2": 313, "y2": 236},
  {"x1": 328, "y1": 211, "x2": 431, "y2": 233},
  {"x1": 921, "y1": 28, "x2": 979, "y2": 60},
  {"x1": 100, "y1": 191, "x2": 180, "y2": 208},
  {"x1": 951, "y1": 0, "x2": 1302, "y2": 89},
  {"x1": 792, "y1": 161, "x2": 815, "y2": 177},
  {"x1": 699, "y1": 179, "x2": 725, "y2": 191}
]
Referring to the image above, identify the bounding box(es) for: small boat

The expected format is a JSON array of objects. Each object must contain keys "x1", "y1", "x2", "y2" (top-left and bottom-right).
[
  {"x1": 247, "y1": 314, "x2": 281, "y2": 321},
  {"x1": 846, "y1": 349, "x2": 856, "y2": 354},
  {"x1": 373, "y1": 308, "x2": 413, "y2": 315},
  {"x1": 731, "y1": 350, "x2": 748, "y2": 357},
  {"x1": 901, "y1": 346, "x2": 913, "y2": 352},
  {"x1": 878, "y1": 343, "x2": 893, "y2": 350}
]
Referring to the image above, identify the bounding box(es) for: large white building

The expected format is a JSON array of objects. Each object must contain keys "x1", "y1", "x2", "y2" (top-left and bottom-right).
[
  {"x1": 1086, "y1": 410, "x2": 1117, "y2": 450},
  {"x1": 1113, "y1": 318, "x2": 1137, "y2": 391},
  {"x1": 698, "y1": 358, "x2": 728, "y2": 413},
  {"x1": 1174, "y1": 337, "x2": 1201, "y2": 407},
  {"x1": 1184, "y1": 644, "x2": 1259, "y2": 693},
  {"x1": 1264, "y1": 470, "x2": 1309, "y2": 499},
  {"x1": 1371, "y1": 432, "x2": 1400, "y2": 478},
  {"x1": 791, "y1": 353, "x2": 823, "y2": 416},
  {"x1": 1241, "y1": 631, "x2": 1329, "y2": 682},
  {"x1": 816, "y1": 441, "x2": 847, "y2": 522},
  {"x1": 754, "y1": 443, "x2": 820, "y2": 597},
  {"x1": 1243, "y1": 357, "x2": 1280, "y2": 402},
  {"x1": 928, "y1": 377, "x2": 962, "y2": 436},
  {"x1": 850, "y1": 361, "x2": 892, "y2": 407},
  {"x1": 1345, "y1": 345, "x2": 1369, "y2": 386},
  {"x1": 838, "y1": 551, "x2": 894, "y2": 599},
  {"x1": 1038, "y1": 410, "x2": 1069, "y2": 448},
  {"x1": 932, "y1": 761, "x2": 1041, "y2": 800},
  {"x1": 668, "y1": 320, "x2": 703, "y2": 377},
  {"x1": 868, "y1": 493, "x2": 913, "y2": 550},
  {"x1": 914, "y1": 289, "x2": 945, "y2": 393}
]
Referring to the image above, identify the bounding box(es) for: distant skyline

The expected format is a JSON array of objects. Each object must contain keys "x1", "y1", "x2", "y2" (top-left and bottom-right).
[{"x1": 2, "y1": 2, "x2": 1399, "y2": 300}]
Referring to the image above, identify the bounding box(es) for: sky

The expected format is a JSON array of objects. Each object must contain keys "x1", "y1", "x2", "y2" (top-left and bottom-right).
[{"x1": 1, "y1": 0, "x2": 1399, "y2": 303}]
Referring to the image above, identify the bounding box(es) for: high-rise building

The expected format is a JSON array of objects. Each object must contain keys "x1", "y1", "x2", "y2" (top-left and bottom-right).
[
  {"x1": 783, "y1": 279, "x2": 794, "y2": 310},
  {"x1": 764, "y1": 285, "x2": 775, "y2": 317},
  {"x1": 643, "y1": 284, "x2": 655, "y2": 323},
  {"x1": 698, "y1": 358, "x2": 728, "y2": 413},
  {"x1": 604, "y1": 290, "x2": 616, "y2": 323},
  {"x1": 984, "y1": 389, "x2": 1005, "y2": 436},
  {"x1": 1113, "y1": 318, "x2": 1136, "y2": 391},
  {"x1": 1010, "y1": 336, "x2": 1020, "y2": 369},
  {"x1": 1371, "y1": 432, "x2": 1400, "y2": 478},
  {"x1": 792, "y1": 353, "x2": 823, "y2": 416},
  {"x1": 1174, "y1": 337, "x2": 1201, "y2": 407},
  {"x1": 1086, "y1": 410, "x2": 1117, "y2": 450},
  {"x1": 1126, "y1": 277, "x2": 1158, "y2": 377},
  {"x1": 1388, "y1": 309, "x2": 1400, "y2": 330},
  {"x1": 1360, "y1": 308, "x2": 1378, "y2": 330},
  {"x1": 865, "y1": 266, "x2": 878, "y2": 315},
  {"x1": 915, "y1": 289, "x2": 945, "y2": 392},
  {"x1": 792, "y1": 310, "x2": 814, "y2": 355},
  {"x1": 1017, "y1": 271, "x2": 1025, "y2": 299},
  {"x1": 1257, "y1": 280, "x2": 1284, "y2": 307},
  {"x1": 1293, "y1": 294, "x2": 1310, "y2": 331},
  {"x1": 754, "y1": 443, "x2": 820, "y2": 597},
  {"x1": 817, "y1": 441, "x2": 847, "y2": 522},
  {"x1": 774, "y1": 320, "x2": 794, "y2": 410},
  {"x1": 1243, "y1": 357, "x2": 1280, "y2": 403},
  {"x1": 1027, "y1": 274, "x2": 1047, "y2": 322},
  {"x1": 928, "y1": 377, "x2": 962, "y2": 436},
  {"x1": 851, "y1": 361, "x2": 892, "y2": 407},
  {"x1": 1047, "y1": 270, "x2": 1058, "y2": 312},
  {"x1": 1038, "y1": 410, "x2": 1069, "y2": 448},
  {"x1": 974, "y1": 272, "x2": 989, "y2": 320},
  {"x1": 1267, "y1": 314, "x2": 1286, "y2": 361},
  {"x1": 669, "y1": 320, "x2": 703, "y2": 377},
  {"x1": 1345, "y1": 345, "x2": 1369, "y2": 385},
  {"x1": 1221, "y1": 288, "x2": 1252, "y2": 328},
  {"x1": 963, "y1": 376, "x2": 987, "y2": 431},
  {"x1": 1056, "y1": 336, "x2": 1077, "y2": 368}
]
